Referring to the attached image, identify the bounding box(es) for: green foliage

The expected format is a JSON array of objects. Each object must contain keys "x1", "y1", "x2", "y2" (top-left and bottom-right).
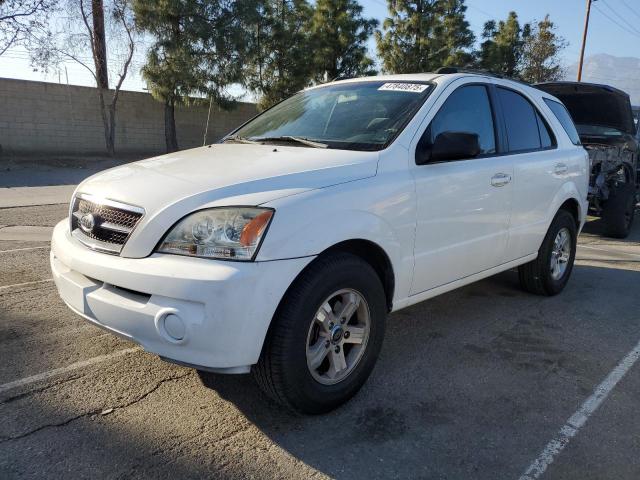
[
  {"x1": 308, "y1": 0, "x2": 378, "y2": 82},
  {"x1": 133, "y1": 0, "x2": 242, "y2": 107},
  {"x1": 375, "y1": 0, "x2": 474, "y2": 74},
  {"x1": 436, "y1": 0, "x2": 475, "y2": 67},
  {"x1": 478, "y1": 11, "x2": 527, "y2": 78},
  {"x1": 519, "y1": 15, "x2": 566, "y2": 83},
  {"x1": 134, "y1": 0, "x2": 246, "y2": 150},
  {"x1": 243, "y1": 0, "x2": 315, "y2": 110},
  {"x1": 132, "y1": 0, "x2": 568, "y2": 124}
]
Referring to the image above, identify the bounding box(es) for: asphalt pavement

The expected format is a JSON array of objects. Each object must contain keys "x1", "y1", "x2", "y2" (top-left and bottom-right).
[{"x1": 0, "y1": 174, "x2": 639, "y2": 479}]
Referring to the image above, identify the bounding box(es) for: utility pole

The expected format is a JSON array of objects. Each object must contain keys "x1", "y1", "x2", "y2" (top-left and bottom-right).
[{"x1": 577, "y1": 0, "x2": 595, "y2": 81}]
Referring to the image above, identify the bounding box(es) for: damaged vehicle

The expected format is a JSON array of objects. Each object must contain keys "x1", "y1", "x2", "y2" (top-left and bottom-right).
[{"x1": 536, "y1": 82, "x2": 639, "y2": 238}]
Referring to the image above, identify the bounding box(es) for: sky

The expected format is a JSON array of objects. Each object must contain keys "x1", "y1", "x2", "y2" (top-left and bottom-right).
[{"x1": 1, "y1": 0, "x2": 639, "y2": 95}]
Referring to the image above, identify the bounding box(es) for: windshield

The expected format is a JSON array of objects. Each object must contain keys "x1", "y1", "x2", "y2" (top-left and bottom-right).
[
  {"x1": 231, "y1": 81, "x2": 433, "y2": 151},
  {"x1": 576, "y1": 124, "x2": 626, "y2": 137}
]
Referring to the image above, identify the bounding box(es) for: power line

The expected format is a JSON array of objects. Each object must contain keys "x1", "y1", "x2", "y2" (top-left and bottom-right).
[
  {"x1": 466, "y1": 4, "x2": 496, "y2": 19},
  {"x1": 598, "y1": 0, "x2": 640, "y2": 36},
  {"x1": 368, "y1": 0, "x2": 387, "y2": 8},
  {"x1": 619, "y1": 0, "x2": 640, "y2": 22},
  {"x1": 593, "y1": 4, "x2": 640, "y2": 39}
]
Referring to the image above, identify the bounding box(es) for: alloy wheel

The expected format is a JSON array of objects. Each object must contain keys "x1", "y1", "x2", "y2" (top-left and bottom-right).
[
  {"x1": 305, "y1": 289, "x2": 371, "y2": 385},
  {"x1": 550, "y1": 227, "x2": 571, "y2": 280}
]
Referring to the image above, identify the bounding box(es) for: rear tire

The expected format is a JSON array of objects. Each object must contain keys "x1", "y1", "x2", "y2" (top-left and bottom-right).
[
  {"x1": 602, "y1": 183, "x2": 636, "y2": 239},
  {"x1": 252, "y1": 252, "x2": 387, "y2": 414},
  {"x1": 519, "y1": 209, "x2": 577, "y2": 296}
]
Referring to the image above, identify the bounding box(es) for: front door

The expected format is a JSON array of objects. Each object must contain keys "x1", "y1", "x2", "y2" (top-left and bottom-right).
[{"x1": 410, "y1": 82, "x2": 513, "y2": 295}]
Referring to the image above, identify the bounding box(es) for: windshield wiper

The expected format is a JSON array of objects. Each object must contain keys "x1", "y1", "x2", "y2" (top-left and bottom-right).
[
  {"x1": 254, "y1": 136, "x2": 328, "y2": 149},
  {"x1": 223, "y1": 135, "x2": 261, "y2": 144}
]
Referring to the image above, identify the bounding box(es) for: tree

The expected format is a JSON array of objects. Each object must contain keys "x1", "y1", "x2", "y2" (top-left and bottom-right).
[
  {"x1": 134, "y1": 0, "x2": 244, "y2": 152},
  {"x1": 478, "y1": 11, "x2": 527, "y2": 78},
  {"x1": 375, "y1": 0, "x2": 474, "y2": 74},
  {"x1": 307, "y1": 0, "x2": 377, "y2": 82},
  {"x1": 519, "y1": 15, "x2": 566, "y2": 83},
  {"x1": 244, "y1": 0, "x2": 314, "y2": 109},
  {"x1": 435, "y1": 0, "x2": 475, "y2": 67},
  {"x1": 0, "y1": 0, "x2": 53, "y2": 56},
  {"x1": 29, "y1": 0, "x2": 136, "y2": 156}
]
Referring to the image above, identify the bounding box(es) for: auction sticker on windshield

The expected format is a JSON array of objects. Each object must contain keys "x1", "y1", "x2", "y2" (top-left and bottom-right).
[{"x1": 378, "y1": 83, "x2": 429, "y2": 93}]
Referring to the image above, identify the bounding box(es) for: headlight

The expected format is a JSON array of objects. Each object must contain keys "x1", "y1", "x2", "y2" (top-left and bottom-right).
[{"x1": 157, "y1": 207, "x2": 274, "y2": 261}]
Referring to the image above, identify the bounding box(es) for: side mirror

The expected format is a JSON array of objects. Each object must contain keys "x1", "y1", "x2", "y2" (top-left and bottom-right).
[{"x1": 416, "y1": 131, "x2": 481, "y2": 165}]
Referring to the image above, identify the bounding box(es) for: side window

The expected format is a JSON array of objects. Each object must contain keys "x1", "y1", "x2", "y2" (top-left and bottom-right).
[
  {"x1": 427, "y1": 85, "x2": 496, "y2": 155},
  {"x1": 536, "y1": 112, "x2": 556, "y2": 148},
  {"x1": 543, "y1": 98, "x2": 582, "y2": 145},
  {"x1": 497, "y1": 87, "x2": 542, "y2": 152}
]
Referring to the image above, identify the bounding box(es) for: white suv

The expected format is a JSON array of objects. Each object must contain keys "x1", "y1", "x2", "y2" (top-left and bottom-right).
[{"x1": 51, "y1": 72, "x2": 588, "y2": 413}]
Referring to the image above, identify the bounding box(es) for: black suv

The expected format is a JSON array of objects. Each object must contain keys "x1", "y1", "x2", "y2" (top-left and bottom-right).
[{"x1": 536, "y1": 82, "x2": 639, "y2": 238}]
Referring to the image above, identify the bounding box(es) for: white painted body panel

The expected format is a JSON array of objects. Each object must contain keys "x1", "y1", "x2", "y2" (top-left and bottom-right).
[
  {"x1": 410, "y1": 154, "x2": 513, "y2": 293},
  {"x1": 76, "y1": 144, "x2": 379, "y2": 258},
  {"x1": 407, "y1": 77, "x2": 514, "y2": 294},
  {"x1": 491, "y1": 78, "x2": 589, "y2": 261},
  {"x1": 52, "y1": 73, "x2": 589, "y2": 371},
  {"x1": 51, "y1": 221, "x2": 313, "y2": 371}
]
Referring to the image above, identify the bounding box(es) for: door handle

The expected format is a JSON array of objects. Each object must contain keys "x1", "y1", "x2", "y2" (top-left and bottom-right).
[
  {"x1": 491, "y1": 173, "x2": 512, "y2": 187},
  {"x1": 554, "y1": 163, "x2": 569, "y2": 175}
]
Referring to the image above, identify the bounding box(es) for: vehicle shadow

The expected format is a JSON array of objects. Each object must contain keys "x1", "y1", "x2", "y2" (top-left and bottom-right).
[
  {"x1": 197, "y1": 259, "x2": 640, "y2": 479},
  {"x1": 4, "y1": 262, "x2": 639, "y2": 479},
  {"x1": 581, "y1": 213, "x2": 640, "y2": 243}
]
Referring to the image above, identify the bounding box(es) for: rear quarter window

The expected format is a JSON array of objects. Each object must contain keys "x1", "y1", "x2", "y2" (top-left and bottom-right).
[
  {"x1": 497, "y1": 87, "x2": 543, "y2": 152},
  {"x1": 536, "y1": 111, "x2": 556, "y2": 148},
  {"x1": 543, "y1": 98, "x2": 581, "y2": 145}
]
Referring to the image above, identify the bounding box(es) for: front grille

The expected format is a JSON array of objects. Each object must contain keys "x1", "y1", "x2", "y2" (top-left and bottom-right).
[{"x1": 70, "y1": 194, "x2": 144, "y2": 254}]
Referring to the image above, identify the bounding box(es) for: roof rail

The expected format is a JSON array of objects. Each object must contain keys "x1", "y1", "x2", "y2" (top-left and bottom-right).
[
  {"x1": 434, "y1": 66, "x2": 505, "y2": 78},
  {"x1": 434, "y1": 66, "x2": 531, "y2": 86}
]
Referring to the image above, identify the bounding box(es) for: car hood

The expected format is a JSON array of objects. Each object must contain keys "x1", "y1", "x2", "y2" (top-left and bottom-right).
[
  {"x1": 535, "y1": 82, "x2": 637, "y2": 135},
  {"x1": 75, "y1": 144, "x2": 379, "y2": 257}
]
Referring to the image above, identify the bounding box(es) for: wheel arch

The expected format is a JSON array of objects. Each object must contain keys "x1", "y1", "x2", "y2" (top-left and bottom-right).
[
  {"x1": 268, "y1": 239, "x2": 396, "y2": 329},
  {"x1": 549, "y1": 180, "x2": 587, "y2": 232},
  {"x1": 321, "y1": 239, "x2": 395, "y2": 312},
  {"x1": 558, "y1": 197, "x2": 581, "y2": 229}
]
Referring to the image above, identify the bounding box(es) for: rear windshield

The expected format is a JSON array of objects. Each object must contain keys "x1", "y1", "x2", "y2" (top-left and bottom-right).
[
  {"x1": 576, "y1": 124, "x2": 626, "y2": 137},
  {"x1": 543, "y1": 98, "x2": 581, "y2": 145},
  {"x1": 232, "y1": 81, "x2": 433, "y2": 151}
]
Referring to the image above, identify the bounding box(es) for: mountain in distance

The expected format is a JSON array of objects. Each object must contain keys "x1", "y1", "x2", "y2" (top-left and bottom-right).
[{"x1": 564, "y1": 53, "x2": 640, "y2": 105}]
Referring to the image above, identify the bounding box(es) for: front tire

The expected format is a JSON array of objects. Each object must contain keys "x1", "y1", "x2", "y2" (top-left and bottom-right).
[
  {"x1": 252, "y1": 252, "x2": 387, "y2": 414},
  {"x1": 519, "y1": 209, "x2": 577, "y2": 296}
]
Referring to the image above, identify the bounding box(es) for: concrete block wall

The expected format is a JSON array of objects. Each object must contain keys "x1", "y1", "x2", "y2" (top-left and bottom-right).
[{"x1": 0, "y1": 78, "x2": 257, "y2": 156}]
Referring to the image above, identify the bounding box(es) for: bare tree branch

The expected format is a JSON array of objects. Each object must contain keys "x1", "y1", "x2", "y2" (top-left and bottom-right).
[
  {"x1": 0, "y1": 0, "x2": 53, "y2": 55},
  {"x1": 22, "y1": 0, "x2": 138, "y2": 156},
  {"x1": 0, "y1": 0, "x2": 48, "y2": 22},
  {"x1": 111, "y1": 0, "x2": 135, "y2": 106},
  {"x1": 0, "y1": 30, "x2": 20, "y2": 56}
]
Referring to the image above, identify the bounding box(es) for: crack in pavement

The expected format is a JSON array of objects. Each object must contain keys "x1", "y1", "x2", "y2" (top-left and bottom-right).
[
  {"x1": 0, "y1": 372, "x2": 192, "y2": 444},
  {"x1": 0, "y1": 410, "x2": 98, "y2": 444}
]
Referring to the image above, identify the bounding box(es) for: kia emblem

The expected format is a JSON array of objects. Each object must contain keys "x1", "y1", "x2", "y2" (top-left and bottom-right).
[{"x1": 79, "y1": 213, "x2": 96, "y2": 233}]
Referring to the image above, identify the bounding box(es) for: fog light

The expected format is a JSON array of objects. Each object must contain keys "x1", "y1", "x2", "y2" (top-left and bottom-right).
[{"x1": 164, "y1": 313, "x2": 186, "y2": 341}]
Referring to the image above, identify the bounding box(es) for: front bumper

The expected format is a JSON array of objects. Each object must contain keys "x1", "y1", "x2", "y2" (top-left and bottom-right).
[{"x1": 50, "y1": 220, "x2": 313, "y2": 372}]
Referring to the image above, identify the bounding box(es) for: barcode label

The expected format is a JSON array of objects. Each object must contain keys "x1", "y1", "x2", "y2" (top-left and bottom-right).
[{"x1": 378, "y1": 83, "x2": 429, "y2": 93}]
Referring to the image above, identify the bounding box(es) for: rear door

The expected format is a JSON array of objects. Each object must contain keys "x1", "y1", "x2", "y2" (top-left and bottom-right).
[
  {"x1": 409, "y1": 80, "x2": 514, "y2": 295},
  {"x1": 494, "y1": 85, "x2": 568, "y2": 261}
]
